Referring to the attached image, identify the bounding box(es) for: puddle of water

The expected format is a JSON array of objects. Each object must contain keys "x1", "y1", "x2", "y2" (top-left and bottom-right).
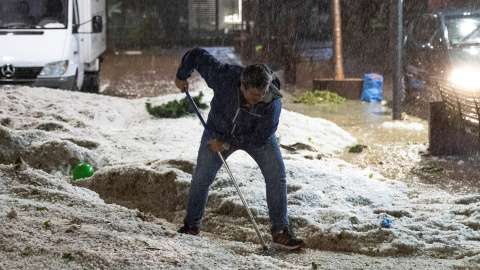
[
  {"x1": 282, "y1": 92, "x2": 480, "y2": 195},
  {"x1": 282, "y1": 94, "x2": 428, "y2": 144}
]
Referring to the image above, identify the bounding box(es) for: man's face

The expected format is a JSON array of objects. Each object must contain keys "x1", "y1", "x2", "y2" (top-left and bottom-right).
[{"x1": 240, "y1": 84, "x2": 269, "y2": 106}]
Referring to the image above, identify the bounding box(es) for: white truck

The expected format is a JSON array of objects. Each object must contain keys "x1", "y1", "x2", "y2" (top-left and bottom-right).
[{"x1": 0, "y1": 0, "x2": 106, "y2": 92}]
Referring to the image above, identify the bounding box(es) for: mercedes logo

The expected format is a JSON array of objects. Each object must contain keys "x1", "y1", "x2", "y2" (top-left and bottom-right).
[{"x1": 1, "y1": 64, "x2": 15, "y2": 78}]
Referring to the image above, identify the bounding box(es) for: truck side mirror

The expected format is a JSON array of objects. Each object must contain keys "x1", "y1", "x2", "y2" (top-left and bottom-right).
[{"x1": 92, "y1": 16, "x2": 103, "y2": 33}]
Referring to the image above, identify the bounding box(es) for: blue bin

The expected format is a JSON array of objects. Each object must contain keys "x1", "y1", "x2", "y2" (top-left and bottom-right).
[{"x1": 361, "y1": 73, "x2": 383, "y2": 102}]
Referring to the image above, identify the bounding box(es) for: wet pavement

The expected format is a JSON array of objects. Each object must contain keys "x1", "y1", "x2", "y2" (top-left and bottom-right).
[
  {"x1": 100, "y1": 48, "x2": 188, "y2": 99},
  {"x1": 282, "y1": 93, "x2": 480, "y2": 195},
  {"x1": 99, "y1": 47, "x2": 480, "y2": 196}
]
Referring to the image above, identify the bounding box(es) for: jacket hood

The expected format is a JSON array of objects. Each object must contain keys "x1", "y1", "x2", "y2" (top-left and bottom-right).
[
  {"x1": 262, "y1": 82, "x2": 283, "y2": 102},
  {"x1": 0, "y1": 30, "x2": 67, "y2": 66},
  {"x1": 261, "y1": 68, "x2": 283, "y2": 102}
]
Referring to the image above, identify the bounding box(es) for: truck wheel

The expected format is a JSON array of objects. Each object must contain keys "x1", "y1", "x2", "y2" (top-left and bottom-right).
[
  {"x1": 82, "y1": 71, "x2": 100, "y2": 93},
  {"x1": 72, "y1": 73, "x2": 78, "y2": 91}
]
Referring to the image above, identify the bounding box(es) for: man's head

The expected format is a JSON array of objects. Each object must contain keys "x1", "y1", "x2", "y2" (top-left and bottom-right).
[{"x1": 240, "y1": 64, "x2": 273, "y2": 106}]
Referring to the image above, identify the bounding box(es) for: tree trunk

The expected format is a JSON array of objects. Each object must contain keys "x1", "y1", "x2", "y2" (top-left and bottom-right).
[{"x1": 333, "y1": 0, "x2": 345, "y2": 80}]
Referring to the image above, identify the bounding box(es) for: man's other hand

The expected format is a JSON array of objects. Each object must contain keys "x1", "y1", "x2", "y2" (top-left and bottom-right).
[
  {"x1": 207, "y1": 139, "x2": 227, "y2": 152},
  {"x1": 175, "y1": 77, "x2": 189, "y2": 93}
]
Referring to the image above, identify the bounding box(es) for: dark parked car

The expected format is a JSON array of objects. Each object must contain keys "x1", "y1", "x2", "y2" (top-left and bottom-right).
[{"x1": 403, "y1": 9, "x2": 480, "y2": 101}]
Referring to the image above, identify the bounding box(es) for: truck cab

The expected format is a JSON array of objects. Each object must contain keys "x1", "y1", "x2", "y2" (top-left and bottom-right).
[{"x1": 0, "y1": 0, "x2": 106, "y2": 92}]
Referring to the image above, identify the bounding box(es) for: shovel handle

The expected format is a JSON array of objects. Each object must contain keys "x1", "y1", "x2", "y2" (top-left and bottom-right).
[{"x1": 185, "y1": 91, "x2": 213, "y2": 139}]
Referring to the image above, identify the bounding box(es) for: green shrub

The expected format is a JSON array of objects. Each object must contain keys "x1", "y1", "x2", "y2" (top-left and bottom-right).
[
  {"x1": 293, "y1": 90, "x2": 347, "y2": 105},
  {"x1": 146, "y1": 92, "x2": 208, "y2": 118}
]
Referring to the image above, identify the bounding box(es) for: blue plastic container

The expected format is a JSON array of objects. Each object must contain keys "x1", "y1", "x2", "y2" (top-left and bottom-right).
[{"x1": 361, "y1": 73, "x2": 383, "y2": 102}]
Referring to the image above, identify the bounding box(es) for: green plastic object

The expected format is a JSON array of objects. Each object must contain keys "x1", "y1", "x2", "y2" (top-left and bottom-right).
[{"x1": 73, "y1": 163, "x2": 94, "y2": 180}]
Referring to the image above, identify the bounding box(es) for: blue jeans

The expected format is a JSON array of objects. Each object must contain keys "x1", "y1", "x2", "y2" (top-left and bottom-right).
[{"x1": 184, "y1": 132, "x2": 289, "y2": 234}]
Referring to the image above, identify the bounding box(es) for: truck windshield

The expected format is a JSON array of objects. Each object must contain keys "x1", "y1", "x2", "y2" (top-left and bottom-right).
[
  {"x1": 445, "y1": 15, "x2": 480, "y2": 47},
  {"x1": 0, "y1": 0, "x2": 67, "y2": 29}
]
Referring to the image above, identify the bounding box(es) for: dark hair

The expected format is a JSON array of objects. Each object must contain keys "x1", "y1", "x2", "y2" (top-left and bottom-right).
[{"x1": 240, "y1": 64, "x2": 273, "y2": 89}]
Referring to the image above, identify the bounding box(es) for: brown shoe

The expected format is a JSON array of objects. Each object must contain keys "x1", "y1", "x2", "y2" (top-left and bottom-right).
[
  {"x1": 272, "y1": 227, "x2": 307, "y2": 250},
  {"x1": 177, "y1": 222, "x2": 200, "y2": 235}
]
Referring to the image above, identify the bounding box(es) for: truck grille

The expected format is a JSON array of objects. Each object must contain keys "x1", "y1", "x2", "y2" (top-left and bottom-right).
[{"x1": 0, "y1": 67, "x2": 43, "y2": 81}]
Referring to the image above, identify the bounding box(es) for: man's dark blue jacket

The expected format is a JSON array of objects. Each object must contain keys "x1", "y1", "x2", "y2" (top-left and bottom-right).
[{"x1": 176, "y1": 47, "x2": 283, "y2": 148}]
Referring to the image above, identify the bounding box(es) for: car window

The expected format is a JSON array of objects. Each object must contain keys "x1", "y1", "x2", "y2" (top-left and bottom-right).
[
  {"x1": 0, "y1": 0, "x2": 67, "y2": 29},
  {"x1": 411, "y1": 16, "x2": 441, "y2": 48},
  {"x1": 445, "y1": 15, "x2": 480, "y2": 46}
]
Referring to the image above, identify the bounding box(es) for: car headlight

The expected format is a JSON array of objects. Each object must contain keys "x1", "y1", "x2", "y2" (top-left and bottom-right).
[
  {"x1": 40, "y1": 60, "x2": 69, "y2": 76},
  {"x1": 449, "y1": 68, "x2": 480, "y2": 90}
]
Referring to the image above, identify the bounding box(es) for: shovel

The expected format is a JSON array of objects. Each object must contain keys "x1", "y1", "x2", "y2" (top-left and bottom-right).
[{"x1": 185, "y1": 91, "x2": 269, "y2": 251}]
